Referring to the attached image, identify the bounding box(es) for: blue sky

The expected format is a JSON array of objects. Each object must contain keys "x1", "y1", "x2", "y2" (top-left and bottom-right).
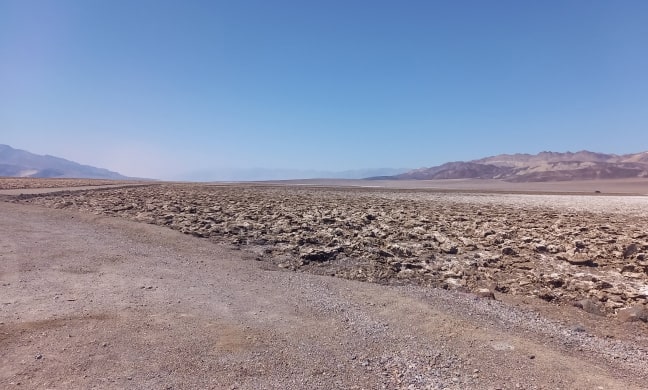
[{"x1": 2, "y1": 1, "x2": 647, "y2": 179}]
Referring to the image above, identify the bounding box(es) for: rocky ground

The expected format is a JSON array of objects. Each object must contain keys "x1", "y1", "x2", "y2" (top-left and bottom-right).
[
  {"x1": 0, "y1": 178, "x2": 130, "y2": 190},
  {"x1": 14, "y1": 183, "x2": 648, "y2": 322},
  {"x1": 3, "y1": 199, "x2": 648, "y2": 389}
]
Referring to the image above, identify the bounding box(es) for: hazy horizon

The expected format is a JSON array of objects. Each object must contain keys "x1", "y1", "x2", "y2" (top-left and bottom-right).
[{"x1": 2, "y1": 1, "x2": 647, "y2": 180}]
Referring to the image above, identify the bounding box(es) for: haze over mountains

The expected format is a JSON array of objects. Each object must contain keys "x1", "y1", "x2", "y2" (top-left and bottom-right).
[
  {"x1": 380, "y1": 151, "x2": 648, "y2": 182},
  {"x1": 0, "y1": 144, "x2": 406, "y2": 181},
  {"x1": 3, "y1": 143, "x2": 648, "y2": 183},
  {"x1": 180, "y1": 167, "x2": 409, "y2": 182},
  {"x1": 0, "y1": 144, "x2": 129, "y2": 179}
]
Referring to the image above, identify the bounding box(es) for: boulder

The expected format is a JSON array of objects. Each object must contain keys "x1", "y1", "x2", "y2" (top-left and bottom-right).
[{"x1": 617, "y1": 305, "x2": 648, "y2": 323}]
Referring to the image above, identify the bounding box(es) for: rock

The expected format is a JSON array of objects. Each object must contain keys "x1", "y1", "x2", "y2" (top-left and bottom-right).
[
  {"x1": 537, "y1": 289, "x2": 556, "y2": 302},
  {"x1": 534, "y1": 244, "x2": 547, "y2": 252},
  {"x1": 501, "y1": 247, "x2": 516, "y2": 256},
  {"x1": 572, "y1": 325, "x2": 586, "y2": 333},
  {"x1": 377, "y1": 249, "x2": 394, "y2": 258},
  {"x1": 475, "y1": 288, "x2": 495, "y2": 300},
  {"x1": 621, "y1": 264, "x2": 636, "y2": 273},
  {"x1": 596, "y1": 280, "x2": 613, "y2": 289},
  {"x1": 617, "y1": 305, "x2": 648, "y2": 323},
  {"x1": 623, "y1": 243, "x2": 639, "y2": 259},
  {"x1": 459, "y1": 237, "x2": 476, "y2": 248},
  {"x1": 545, "y1": 273, "x2": 564, "y2": 288},
  {"x1": 387, "y1": 244, "x2": 412, "y2": 257},
  {"x1": 433, "y1": 232, "x2": 448, "y2": 243},
  {"x1": 300, "y1": 248, "x2": 339, "y2": 262},
  {"x1": 515, "y1": 261, "x2": 534, "y2": 270},
  {"x1": 573, "y1": 299, "x2": 604, "y2": 316},
  {"x1": 439, "y1": 242, "x2": 458, "y2": 254},
  {"x1": 546, "y1": 244, "x2": 564, "y2": 254},
  {"x1": 397, "y1": 268, "x2": 416, "y2": 278},
  {"x1": 561, "y1": 254, "x2": 596, "y2": 266}
]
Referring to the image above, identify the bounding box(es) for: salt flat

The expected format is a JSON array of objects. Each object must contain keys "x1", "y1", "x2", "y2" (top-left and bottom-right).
[{"x1": 3, "y1": 178, "x2": 648, "y2": 388}]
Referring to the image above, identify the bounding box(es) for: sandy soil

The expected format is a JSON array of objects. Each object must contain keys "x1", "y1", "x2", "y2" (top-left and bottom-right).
[{"x1": 2, "y1": 199, "x2": 648, "y2": 389}]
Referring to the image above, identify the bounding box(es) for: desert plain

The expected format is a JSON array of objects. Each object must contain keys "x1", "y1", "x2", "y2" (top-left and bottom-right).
[{"x1": 2, "y1": 178, "x2": 648, "y2": 389}]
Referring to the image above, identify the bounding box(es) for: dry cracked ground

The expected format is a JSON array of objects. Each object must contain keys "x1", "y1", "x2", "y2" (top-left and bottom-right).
[{"x1": 2, "y1": 180, "x2": 648, "y2": 389}]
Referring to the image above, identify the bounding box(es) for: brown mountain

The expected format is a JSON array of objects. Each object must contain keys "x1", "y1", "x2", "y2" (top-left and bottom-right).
[{"x1": 377, "y1": 151, "x2": 648, "y2": 182}]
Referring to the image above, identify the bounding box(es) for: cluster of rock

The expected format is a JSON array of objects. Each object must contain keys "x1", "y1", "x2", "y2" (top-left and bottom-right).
[{"x1": 17, "y1": 184, "x2": 648, "y2": 319}]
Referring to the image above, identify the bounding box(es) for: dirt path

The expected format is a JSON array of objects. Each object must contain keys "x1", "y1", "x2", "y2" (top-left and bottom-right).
[{"x1": 1, "y1": 201, "x2": 646, "y2": 389}]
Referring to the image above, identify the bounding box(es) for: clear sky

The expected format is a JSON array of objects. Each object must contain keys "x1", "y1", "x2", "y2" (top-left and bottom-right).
[{"x1": 2, "y1": 1, "x2": 647, "y2": 180}]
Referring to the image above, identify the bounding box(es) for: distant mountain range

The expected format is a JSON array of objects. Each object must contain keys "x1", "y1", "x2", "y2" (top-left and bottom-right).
[
  {"x1": 5, "y1": 143, "x2": 648, "y2": 183},
  {"x1": 0, "y1": 144, "x2": 130, "y2": 179},
  {"x1": 180, "y1": 167, "x2": 410, "y2": 181},
  {"x1": 1, "y1": 144, "x2": 405, "y2": 181},
  {"x1": 372, "y1": 151, "x2": 648, "y2": 182}
]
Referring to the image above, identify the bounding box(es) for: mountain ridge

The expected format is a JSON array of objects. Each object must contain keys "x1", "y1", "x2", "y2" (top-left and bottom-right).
[
  {"x1": 374, "y1": 150, "x2": 648, "y2": 182},
  {"x1": 0, "y1": 144, "x2": 130, "y2": 179}
]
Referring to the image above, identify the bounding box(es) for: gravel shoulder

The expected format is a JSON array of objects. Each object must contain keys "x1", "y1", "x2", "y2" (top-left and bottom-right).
[{"x1": 2, "y1": 201, "x2": 648, "y2": 389}]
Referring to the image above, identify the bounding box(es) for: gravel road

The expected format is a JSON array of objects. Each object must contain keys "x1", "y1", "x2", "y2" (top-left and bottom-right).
[{"x1": 2, "y1": 200, "x2": 648, "y2": 389}]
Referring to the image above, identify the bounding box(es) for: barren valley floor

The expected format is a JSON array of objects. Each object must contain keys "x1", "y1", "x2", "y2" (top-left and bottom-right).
[{"x1": 2, "y1": 179, "x2": 648, "y2": 389}]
